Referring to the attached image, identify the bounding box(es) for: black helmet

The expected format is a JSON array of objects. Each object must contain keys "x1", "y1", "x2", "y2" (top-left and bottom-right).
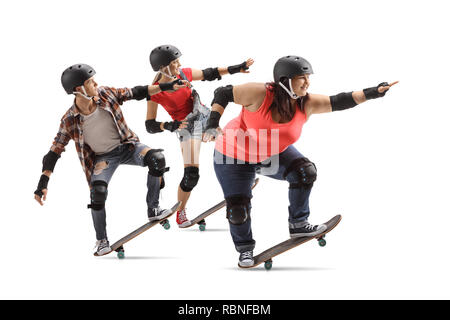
[
  {"x1": 273, "y1": 56, "x2": 313, "y2": 83},
  {"x1": 61, "y1": 64, "x2": 96, "y2": 94},
  {"x1": 150, "y1": 45, "x2": 182, "y2": 71}
]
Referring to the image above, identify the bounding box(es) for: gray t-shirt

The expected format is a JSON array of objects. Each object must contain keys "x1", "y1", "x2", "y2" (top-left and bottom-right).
[{"x1": 82, "y1": 107, "x2": 121, "y2": 155}]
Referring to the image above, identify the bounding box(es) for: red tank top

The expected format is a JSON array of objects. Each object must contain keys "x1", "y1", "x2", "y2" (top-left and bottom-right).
[
  {"x1": 215, "y1": 85, "x2": 307, "y2": 163},
  {"x1": 150, "y1": 68, "x2": 194, "y2": 121}
]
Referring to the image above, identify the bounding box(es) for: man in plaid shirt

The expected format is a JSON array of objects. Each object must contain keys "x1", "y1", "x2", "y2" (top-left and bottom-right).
[{"x1": 34, "y1": 64, "x2": 187, "y2": 255}]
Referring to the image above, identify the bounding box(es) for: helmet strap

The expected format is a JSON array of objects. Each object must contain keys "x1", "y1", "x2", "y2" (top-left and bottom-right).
[
  {"x1": 279, "y1": 79, "x2": 299, "y2": 99},
  {"x1": 159, "y1": 66, "x2": 176, "y2": 80},
  {"x1": 74, "y1": 85, "x2": 93, "y2": 101}
]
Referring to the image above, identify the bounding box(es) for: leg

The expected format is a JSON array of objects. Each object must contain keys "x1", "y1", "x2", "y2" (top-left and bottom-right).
[
  {"x1": 214, "y1": 150, "x2": 256, "y2": 253},
  {"x1": 90, "y1": 152, "x2": 120, "y2": 241},
  {"x1": 178, "y1": 138, "x2": 201, "y2": 210},
  {"x1": 264, "y1": 145, "x2": 325, "y2": 237},
  {"x1": 141, "y1": 146, "x2": 169, "y2": 216},
  {"x1": 263, "y1": 145, "x2": 315, "y2": 223},
  {"x1": 117, "y1": 143, "x2": 168, "y2": 218}
]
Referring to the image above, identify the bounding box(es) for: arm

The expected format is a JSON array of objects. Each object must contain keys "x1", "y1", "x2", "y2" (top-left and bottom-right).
[
  {"x1": 34, "y1": 120, "x2": 71, "y2": 205},
  {"x1": 191, "y1": 58, "x2": 254, "y2": 81},
  {"x1": 144, "y1": 100, "x2": 186, "y2": 134},
  {"x1": 107, "y1": 80, "x2": 188, "y2": 104},
  {"x1": 304, "y1": 81, "x2": 398, "y2": 118},
  {"x1": 145, "y1": 100, "x2": 164, "y2": 133},
  {"x1": 202, "y1": 83, "x2": 266, "y2": 142}
]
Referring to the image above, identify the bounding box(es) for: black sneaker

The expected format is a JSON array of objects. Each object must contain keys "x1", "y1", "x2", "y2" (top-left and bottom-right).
[
  {"x1": 94, "y1": 239, "x2": 112, "y2": 256},
  {"x1": 289, "y1": 221, "x2": 327, "y2": 238},
  {"x1": 148, "y1": 206, "x2": 172, "y2": 222},
  {"x1": 238, "y1": 250, "x2": 254, "y2": 267}
]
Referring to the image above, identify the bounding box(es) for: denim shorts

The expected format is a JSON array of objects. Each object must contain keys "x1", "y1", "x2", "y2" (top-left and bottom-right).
[{"x1": 176, "y1": 89, "x2": 211, "y2": 142}]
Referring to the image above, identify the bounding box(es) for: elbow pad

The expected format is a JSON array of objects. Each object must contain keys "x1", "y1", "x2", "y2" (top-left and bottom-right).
[
  {"x1": 202, "y1": 68, "x2": 222, "y2": 81},
  {"x1": 330, "y1": 92, "x2": 357, "y2": 112},
  {"x1": 131, "y1": 85, "x2": 149, "y2": 101},
  {"x1": 145, "y1": 119, "x2": 163, "y2": 134},
  {"x1": 211, "y1": 85, "x2": 234, "y2": 109},
  {"x1": 42, "y1": 151, "x2": 60, "y2": 172}
]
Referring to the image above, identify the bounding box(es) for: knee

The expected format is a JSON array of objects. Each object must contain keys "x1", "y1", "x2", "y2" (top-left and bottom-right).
[
  {"x1": 89, "y1": 180, "x2": 108, "y2": 210},
  {"x1": 144, "y1": 149, "x2": 169, "y2": 177},
  {"x1": 180, "y1": 166, "x2": 199, "y2": 192},
  {"x1": 285, "y1": 157, "x2": 317, "y2": 188},
  {"x1": 226, "y1": 195, "x2": 251, "y2": 225}
]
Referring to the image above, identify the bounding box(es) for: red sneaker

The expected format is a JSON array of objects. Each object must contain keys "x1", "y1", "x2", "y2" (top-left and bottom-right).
[{"x1": 176, "y1": 208, "x2": 190, "y2": 227}]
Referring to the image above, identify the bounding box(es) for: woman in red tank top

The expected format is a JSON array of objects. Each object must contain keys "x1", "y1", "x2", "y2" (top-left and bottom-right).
[
  {"x1": 204, "y1": 55, "x2": 398, "y2": 268},
  {"x1": 145, "y1": 44, "x2": 254, "y2": 228}
]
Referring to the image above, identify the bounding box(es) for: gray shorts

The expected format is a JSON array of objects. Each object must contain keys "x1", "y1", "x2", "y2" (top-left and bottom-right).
[{"x1": 176, "y1": 89, "x2": 211, "y2": 142}]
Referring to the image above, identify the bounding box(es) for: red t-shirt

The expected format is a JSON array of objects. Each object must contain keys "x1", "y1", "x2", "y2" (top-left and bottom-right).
[
  {"x1": 215, "y1": 85, "x2": 307, "y2": 163},
  {"x1": 150, "y1": 68, "x2": 194, "y2": 121}
]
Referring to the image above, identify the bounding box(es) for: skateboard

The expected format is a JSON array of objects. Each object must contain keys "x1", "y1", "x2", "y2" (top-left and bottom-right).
[
  {"x1": 94, "y1": 201, "x2": 181, "y2": 259},
  {"x1": 179, "y1": 178, "x2": 260, "y2": 231},
  {"x1": 239, "y1": 214, "x2": 342, "y2": 270}
]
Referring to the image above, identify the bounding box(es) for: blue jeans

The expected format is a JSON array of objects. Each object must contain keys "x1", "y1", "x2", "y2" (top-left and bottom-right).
[
  {"x1": 213, "y1": 145, "x2": 313, "y2": 253},
  {"x1": 90, "y1": 143, "x2": 161, "y2": 240}
]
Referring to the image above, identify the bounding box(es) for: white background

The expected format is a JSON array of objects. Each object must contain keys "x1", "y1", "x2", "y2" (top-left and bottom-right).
[{"x1": 1, "y1": 0, "x2": 449, "y2": 299}]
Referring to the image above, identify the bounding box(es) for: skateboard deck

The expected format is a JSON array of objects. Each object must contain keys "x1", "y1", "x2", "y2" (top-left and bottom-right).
[
  {"x1": 94, "y1": 201, "x2": 181, "y2": 258},
  {"x1": 179, "y1": 178, "x2": 260, "y2": 231},
  {"x1": 240, "y1": 214, "x2": 342, "y2": 270}
]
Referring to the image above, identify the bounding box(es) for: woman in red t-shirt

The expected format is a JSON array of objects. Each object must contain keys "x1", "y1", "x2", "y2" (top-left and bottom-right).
[
  {"x1": 145, "y1": 44, "x2": 254, "y2": 228},
  {"x1": 203, "y1": 55, "x2": 398, "y2": 267}
]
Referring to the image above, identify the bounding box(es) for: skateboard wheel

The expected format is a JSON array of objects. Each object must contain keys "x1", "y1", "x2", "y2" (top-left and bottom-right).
[
  {"x1": 318, "y1": 238, "x2": 327, "y2": 247},
  {"x1": 199, "y1": 224, "x2": 206, "y2": 231},
  {"x1": 162, "y1": 221, "x2": 170, "y2": 230},
  {"x1": 264, "y1": 260, "x2": 273, "y2": 270},
  {"x1": 117, "y1": 251, "x2": 125, "y2": 259}
]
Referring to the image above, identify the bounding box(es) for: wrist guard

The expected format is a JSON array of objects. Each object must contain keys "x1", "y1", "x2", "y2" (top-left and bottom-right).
[
  {"x1": 227, "y1": 61, "x2": 248, "y2": 74},
  {"x1": 363, "y1": 82, "x2": 389, "y2": 100},
  {"x1": 159, "y1": 79, "x2": 184, "y2": 92},
  {"x1": 163, "y1": 120, "x2": 182, "y2": 132},
  {"x1": 205, "y1": 111, "x2": 222, "y2": 130},
  {"x1": 34, "y1": 174, "x2": 49, "y2": 197}
]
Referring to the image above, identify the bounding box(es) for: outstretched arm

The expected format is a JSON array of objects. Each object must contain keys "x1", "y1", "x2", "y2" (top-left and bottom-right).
[
  {"x1": 305, "y1": 81, "x2": 398, "y2": 118},
  {"x1": 191, "y1": 58, "x2": 254, "y2": 81}
]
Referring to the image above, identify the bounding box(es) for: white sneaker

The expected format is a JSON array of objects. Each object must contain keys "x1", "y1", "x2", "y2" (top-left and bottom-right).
[
  {"x1": 148, "y1": 206, "x2": 172, "y2": 222},
  {"x1": 289, "y1": 221, "x2": 327, "y2": 238},
  {"x1": 238, "y1": 250, "x2": 255, "y2": 267},
  {"x1": 94, "y1": 239, "x2": 112, "y2": 256}
]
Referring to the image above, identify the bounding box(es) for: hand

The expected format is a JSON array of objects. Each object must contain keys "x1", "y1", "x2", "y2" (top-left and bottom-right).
[
  {"x1": 378, "y1": 81, "x2": 399, "y2": 94},
  {"x1": 173, "y1": 79, "x2": 190, "y2": 90},
  {"x1": 163, "y1": 119, "x2": 189, "y2": 132},
  {"x1": 202, "y1": 126, "x2": 223, "y2": 142},
  {"x1": 159, "y1": 79, "x2": 189, "y2": 92},
  {"x1": 34, "y1": 189, "x2": 48, "y2": 206},
  {"x1": 363, "y1": 81, "x2": 399, "y2": 100},
  {"x1": 240, "y1": 58, "x2": 254, "y2": 73}
]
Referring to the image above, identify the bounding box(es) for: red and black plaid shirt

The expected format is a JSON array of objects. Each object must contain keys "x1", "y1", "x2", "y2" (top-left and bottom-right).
[{"x1": 50, "y1": 86, "x2": 139, "y2": 187}]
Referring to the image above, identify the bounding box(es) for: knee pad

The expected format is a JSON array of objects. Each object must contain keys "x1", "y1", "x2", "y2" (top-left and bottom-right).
[
  {"x1": 144, "y1": 149, "x2": 169, "y2": 177},
  {"x1": 285, "y1": 157, "x2": 317, "y2": 188},
  {"x1": 89, "y1": 180, "x2": 108, "y2": 210},
  {"x1": 180, "y1": 166, "x2": 199, "y2": 192},
  {"x1": 226, "y1": 195, "x2": 251, "y2": 225}
]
